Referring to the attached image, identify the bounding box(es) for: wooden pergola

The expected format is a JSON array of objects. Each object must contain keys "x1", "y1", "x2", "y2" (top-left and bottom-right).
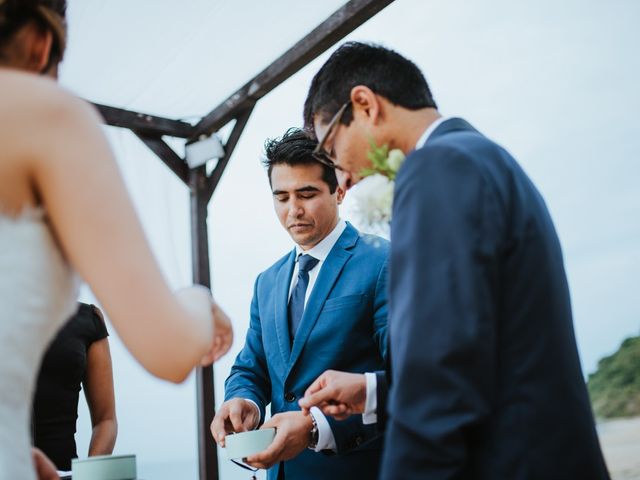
[{"x1": 93, "y1": 1, "x2": 394, "y2": 478}]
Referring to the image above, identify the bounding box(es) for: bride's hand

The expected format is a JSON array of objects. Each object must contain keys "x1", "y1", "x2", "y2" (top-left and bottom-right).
[{"x1": 200, "y1": 300, "x2": 233, "y2": 366}]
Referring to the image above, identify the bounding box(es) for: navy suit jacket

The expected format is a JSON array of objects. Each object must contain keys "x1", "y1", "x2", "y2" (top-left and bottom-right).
[
  {"x1": 380, "y1": 118, "x2": 610, "y2": 479},
  {"x1": 225, "y1": 223, "x2": 389, "y2": 480}
]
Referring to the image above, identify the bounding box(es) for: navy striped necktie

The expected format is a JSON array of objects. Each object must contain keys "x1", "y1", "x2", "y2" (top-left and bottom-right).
[{"x1": 288, "y1": 254, "x2": 319, "y2": 340}]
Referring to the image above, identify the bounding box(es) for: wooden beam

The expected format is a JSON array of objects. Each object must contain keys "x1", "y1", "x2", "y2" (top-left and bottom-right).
[
  {"x1": 134, "y1": 132, "x2": 189, "y2": 185},
  {"x1": 193, "y1": 0, "x2": 395, "y2": 138},
  {"x1": 96, "y1": 103, "x2": 196, "y2": 138},
  {"x1": 206, "y1": 106, "x2": 255, "y2": 199}
]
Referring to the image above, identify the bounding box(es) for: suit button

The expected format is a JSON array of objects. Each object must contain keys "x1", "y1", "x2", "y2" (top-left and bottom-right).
[
  {"x1": 284, "y1": 392, "x2": 296, "y2": 403},
  {"x1": 355, "y1": 436, "x2": 363, "y2": 446}
]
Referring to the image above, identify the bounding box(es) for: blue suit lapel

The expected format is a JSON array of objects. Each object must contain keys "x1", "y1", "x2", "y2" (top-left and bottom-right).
[
  {"x1": 274, "y1": 250, "x2": 296, "y2": 367},
  {"x1": 286, "y1": 223, "x2": 359, "y2": 374}
]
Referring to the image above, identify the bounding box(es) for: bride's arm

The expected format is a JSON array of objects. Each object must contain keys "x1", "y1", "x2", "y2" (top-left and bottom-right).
[{"x1": 28, "y1": 87, "x2": 221, "y2": 383}]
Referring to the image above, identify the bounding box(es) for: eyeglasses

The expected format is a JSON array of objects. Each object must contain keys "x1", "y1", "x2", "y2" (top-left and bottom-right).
[{"x1": 312, "y1": 102, "x2": 350, "y2": 171}]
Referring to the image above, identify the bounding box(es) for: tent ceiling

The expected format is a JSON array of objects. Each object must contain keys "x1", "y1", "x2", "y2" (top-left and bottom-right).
[{"x1": 62, "y1": 1, "x2": 349, "y2": 120}]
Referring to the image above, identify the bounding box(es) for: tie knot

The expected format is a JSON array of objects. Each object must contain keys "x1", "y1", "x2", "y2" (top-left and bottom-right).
[{"x1": 298, "y1": 254, "x2": 319, "y2": 273}]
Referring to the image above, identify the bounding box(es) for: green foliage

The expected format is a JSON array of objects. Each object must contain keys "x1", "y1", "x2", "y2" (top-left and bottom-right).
[
  {"x1": 361, "y1": 139, "x2": 396, "y2": 180},
  {"x1": 588, "y1": 335, "x2": 640, "y2": 418}
]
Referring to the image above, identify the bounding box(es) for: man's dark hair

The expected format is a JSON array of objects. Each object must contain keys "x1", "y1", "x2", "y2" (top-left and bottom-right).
[
  {"x1": 303, "y1": 41, "x2": 437, "y2": 133},
  {"x1": 263, "y1": 127, "x2": 338, "y2": 193}
]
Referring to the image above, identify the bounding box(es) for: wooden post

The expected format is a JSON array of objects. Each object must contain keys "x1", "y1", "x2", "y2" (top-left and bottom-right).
[{"x1": 189, "y1": 166, "x2": 219, "y2": 480}]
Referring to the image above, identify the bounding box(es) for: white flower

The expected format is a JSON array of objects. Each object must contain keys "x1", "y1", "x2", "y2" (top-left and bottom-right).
[
  {"x1": 352, "y1": 142, "x2": 404, "y2": 234},
  {"x1": 349, "y1": 174, "x2": 394, "y2": 236},
  {"x1": 387, "y1": 148, "x2": 405, "y2": 173}
]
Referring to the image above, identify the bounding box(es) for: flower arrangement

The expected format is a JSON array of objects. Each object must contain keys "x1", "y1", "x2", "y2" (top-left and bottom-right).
[
  {"x1": 349, "y1": 140, "x2": 405, "y2": 236},
  {"x1": 360, "y1": 140, "x2": 406, "y2": 181}
]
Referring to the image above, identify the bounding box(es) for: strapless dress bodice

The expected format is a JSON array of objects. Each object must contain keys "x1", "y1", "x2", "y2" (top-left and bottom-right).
[{"x1": 0, "y1": 208, "x2": 78, "y2": 478}]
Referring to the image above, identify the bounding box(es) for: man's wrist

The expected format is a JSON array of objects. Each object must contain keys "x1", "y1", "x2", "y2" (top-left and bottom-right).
[
  {"x1": 242, "y1": 398, "x2": 261, "y2": 429},
  {"x1": 308, "y1": 406, "x2": 337, "y2": 451},
  {"x1": 307, "y1": 411, "x2": 319, "y2": 450}
]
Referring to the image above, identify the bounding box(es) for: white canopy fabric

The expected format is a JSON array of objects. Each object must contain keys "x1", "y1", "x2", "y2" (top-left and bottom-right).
[{"x1": 59, "y1": 1, "x2": 640, "y2": 479}]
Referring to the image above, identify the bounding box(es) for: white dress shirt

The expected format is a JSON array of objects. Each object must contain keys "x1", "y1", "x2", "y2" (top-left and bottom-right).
[
  {"x1": 247, "y1": 220, "x2": 347, "y2": 451},
  {"x1": 289, "y1": 220, "x2": 347, "y2": 303},
  {"x1": 414, "y1": 116, "x2": 448, "y2": 151},
  {"x1": 362, "y1": 117, "x2": 449, "y2": 425}
]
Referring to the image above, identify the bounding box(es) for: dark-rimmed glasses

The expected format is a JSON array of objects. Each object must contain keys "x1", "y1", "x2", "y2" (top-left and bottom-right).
[{"x1": 312, "y1": 101, "x2": 351, "y2": 171}]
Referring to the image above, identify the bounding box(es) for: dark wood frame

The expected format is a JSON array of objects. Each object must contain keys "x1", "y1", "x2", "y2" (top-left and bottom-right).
[{"x1": 94, "y1": 1, "x2": 394, "y2": 478}]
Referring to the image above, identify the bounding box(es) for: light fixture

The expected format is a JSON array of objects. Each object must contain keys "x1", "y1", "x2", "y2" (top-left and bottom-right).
[{"x1": 185, "y1": 134, "x2": 225, "y2": 169}]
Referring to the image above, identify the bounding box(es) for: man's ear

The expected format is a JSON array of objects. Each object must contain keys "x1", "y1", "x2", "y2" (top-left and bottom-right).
[
  {"x1": 349, "y1": 85, "x2": 382, "y2": 125},
  {"x1": 336, "y1": 185, "x2": 346, "y2": 204},
  {"x1": 336, "y1": 170, "x2": 353, "y2": 193}
]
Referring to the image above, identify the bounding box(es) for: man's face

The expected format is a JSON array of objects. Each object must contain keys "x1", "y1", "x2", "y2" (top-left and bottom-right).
[
  {"x1": 313, "y1": 112, "x2": 372, "y2": 189},
  {"x1": 271, "y1": 163, "x2": 342, "y2": 250}
]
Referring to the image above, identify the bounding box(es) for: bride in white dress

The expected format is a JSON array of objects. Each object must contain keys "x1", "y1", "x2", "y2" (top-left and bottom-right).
[{"x1": 0, "y1": 1, "x2": 233, "y2": 478}]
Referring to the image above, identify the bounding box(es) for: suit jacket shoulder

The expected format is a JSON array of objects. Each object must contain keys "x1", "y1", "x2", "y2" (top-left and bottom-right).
[{"x1": 408, "y1": 118, "x2": 510, "y2": 185}]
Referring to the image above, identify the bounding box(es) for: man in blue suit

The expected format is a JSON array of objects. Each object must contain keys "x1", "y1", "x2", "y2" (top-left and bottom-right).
[
  {"x1": 211, "y1": 128, "x2": 389, "y2": 479},
  {"x1": 299, "y1": 42, "x2": 610, "y2": 479}
]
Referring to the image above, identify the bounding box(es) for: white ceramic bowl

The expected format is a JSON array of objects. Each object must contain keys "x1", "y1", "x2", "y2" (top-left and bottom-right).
[
  {"x1": 225, "y1": 428, "x2": 277, "y2": 460},
  {"x1": 71, "y1": 454, "x2": 136, "y2": 480}
]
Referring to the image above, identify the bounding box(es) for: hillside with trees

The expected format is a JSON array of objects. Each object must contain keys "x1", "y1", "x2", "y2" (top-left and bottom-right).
[{"x1": 588, "y1": 335, "x2": 640, "y2": 418}]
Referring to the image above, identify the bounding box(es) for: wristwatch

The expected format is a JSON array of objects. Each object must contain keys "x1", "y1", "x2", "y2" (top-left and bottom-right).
[{"x1": 307, "y1": 413, "x2": 319, "y2": 450}]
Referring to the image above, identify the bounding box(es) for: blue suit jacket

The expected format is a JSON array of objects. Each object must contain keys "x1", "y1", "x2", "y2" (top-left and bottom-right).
[
  {"x1": 225, "y1": 223, "x2": 389, "y2": 480},
  {"x1": 381, "y1": 118, "x2": 610, "y2": 479}
]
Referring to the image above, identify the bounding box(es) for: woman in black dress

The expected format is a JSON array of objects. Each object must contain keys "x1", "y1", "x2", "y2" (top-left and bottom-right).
[{"x1": 32, "y1": 303, "x2": 117, "y2": 471}]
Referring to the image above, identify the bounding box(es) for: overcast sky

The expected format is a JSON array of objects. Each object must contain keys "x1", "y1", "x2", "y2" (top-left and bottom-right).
[{"x1": 60, "y1": 1, "x2": 639, "y2": 478}]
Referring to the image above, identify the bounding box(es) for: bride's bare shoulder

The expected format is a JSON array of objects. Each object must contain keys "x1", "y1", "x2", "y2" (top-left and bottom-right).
[{"x1": 0, "y1": 69, "x2": 99, "y2": 126}]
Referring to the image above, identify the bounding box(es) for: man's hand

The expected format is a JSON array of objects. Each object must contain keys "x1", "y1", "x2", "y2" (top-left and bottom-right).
[
  {"x1": 298, "y1": 370, "x2": 366, "y2": 420},
  {"x1": 210, "y1": 398, "x2": 260, "y2": 447},
  {"x1": 244, "y1": 411, "x2": 314, "y2": 470},
  {"x1": 32, "y1": 448, "x2": 59, "y2": 480},
  {"x1": 201, "y1": 301, "x2": 234, "y2": 365}
]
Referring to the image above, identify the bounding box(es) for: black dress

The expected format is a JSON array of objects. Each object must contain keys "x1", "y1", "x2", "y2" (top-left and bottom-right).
[{"x1": 32, "y1": 303, "x2": 109, "y2": 470}]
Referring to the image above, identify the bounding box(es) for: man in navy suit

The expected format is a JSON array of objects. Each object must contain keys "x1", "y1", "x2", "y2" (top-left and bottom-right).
[
  {"x1": 299, "y1": 42, "x2": 610, "y2": 479},
  {"x1": 211, "y1": 128, "x2": 389, "y2": 480}
]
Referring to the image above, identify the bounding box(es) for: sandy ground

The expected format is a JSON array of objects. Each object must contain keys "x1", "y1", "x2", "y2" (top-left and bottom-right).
[{"x1": 598, "y1": 417, "x2": 640, "y2": 480}]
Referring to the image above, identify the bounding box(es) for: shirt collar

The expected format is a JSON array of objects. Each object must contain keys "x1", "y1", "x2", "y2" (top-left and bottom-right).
[
  {"x1": 295, "y1": 219, "x2": 347, "y2": 262},
  {"x1": 415, "y1": 116, "x2": 449, "y2": 150}
]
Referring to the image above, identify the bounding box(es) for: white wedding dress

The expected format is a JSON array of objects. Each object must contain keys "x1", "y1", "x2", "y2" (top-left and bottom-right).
[{"x1": 0, "y1": 207, "x2": 78, "y2": 479}]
